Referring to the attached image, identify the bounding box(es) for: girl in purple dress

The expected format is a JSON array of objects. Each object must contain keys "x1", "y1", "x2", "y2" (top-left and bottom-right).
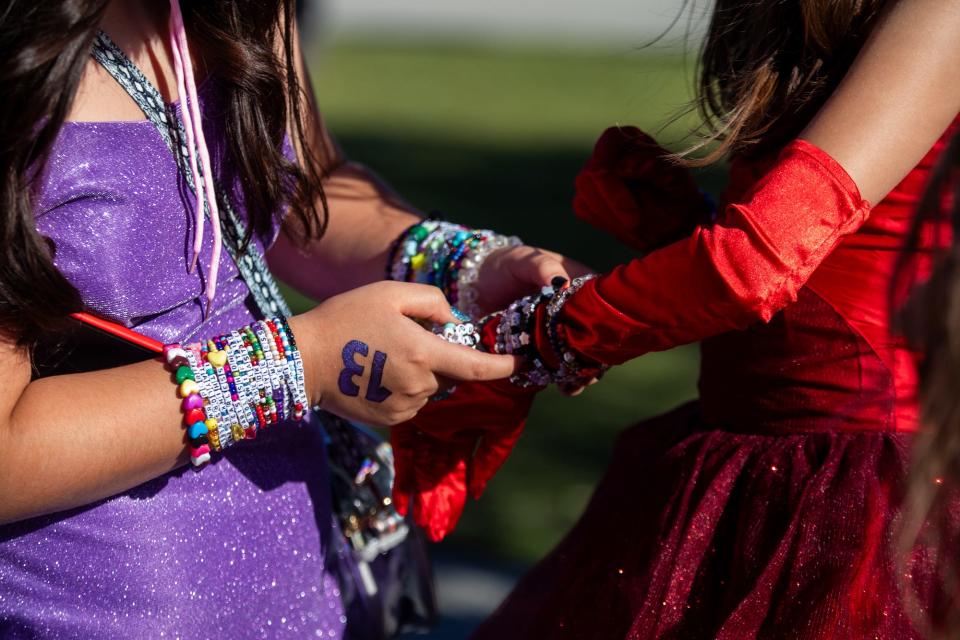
[{"x1": 0, "y1": 1, "x2": 584, "y2": 637}]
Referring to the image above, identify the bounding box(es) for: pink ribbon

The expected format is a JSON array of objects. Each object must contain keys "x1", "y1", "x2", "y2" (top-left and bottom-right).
[{"x1": 169, "y1": 0, "x2": 223, "y2": 313}]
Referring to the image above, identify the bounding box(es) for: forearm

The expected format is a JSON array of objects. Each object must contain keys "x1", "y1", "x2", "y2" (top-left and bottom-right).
[
  {"x1": 483, "y1": 140, "x2": 869, "y2": 390},
  {"x1": 0, "y1": 359, "x2": 187, "y2": 525},
  {"x1": 557, "y1": 140, "x2": 868, "y2": 366},
  {"x1": 0, "y1": 315, "x2": 312, "y2": 525},
  {"x1": 268, "y1": 161, "x2": 422, "y2": 300}
]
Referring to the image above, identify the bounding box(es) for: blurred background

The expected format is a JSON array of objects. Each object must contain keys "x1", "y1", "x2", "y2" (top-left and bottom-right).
[{"x1": 294, "y1": 1, "x2": 716, "y2": 636}]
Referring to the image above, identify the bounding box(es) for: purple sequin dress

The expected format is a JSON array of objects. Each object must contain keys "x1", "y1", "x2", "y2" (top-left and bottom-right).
[{"x1": 0, "y1": 79, "x2": 347, "y2": 638}]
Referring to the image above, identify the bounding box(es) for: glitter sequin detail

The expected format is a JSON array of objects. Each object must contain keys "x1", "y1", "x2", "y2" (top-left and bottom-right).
[
  {"x1": 90, "y1": 31, "x2": 292, "y2": 320},
  {"x1": 2, "y1": 58, "x2": 345, "y2": 640}
]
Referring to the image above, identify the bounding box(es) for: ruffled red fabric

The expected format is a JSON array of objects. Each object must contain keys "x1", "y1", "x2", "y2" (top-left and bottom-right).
[
  {"x1": 391, "y1": 318, "x2": 538, "y2": 542},
  {"x1": 573, "y1": 126, "x2": 712, "y2": 253},
  {"x1": 472, "y1": 405, "x2": 955, "y2": 640}
]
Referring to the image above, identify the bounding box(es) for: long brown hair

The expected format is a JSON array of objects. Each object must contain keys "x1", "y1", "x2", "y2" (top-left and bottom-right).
[
  {"x1": 0, "y1": 0, "x2": 326, "y2": 345},
  {"x1": 680, "y1": 0, "x2": 886, "y2": 165},
  {"x1": 894, "y1": 132, "x2": 960, "y2": 638}
]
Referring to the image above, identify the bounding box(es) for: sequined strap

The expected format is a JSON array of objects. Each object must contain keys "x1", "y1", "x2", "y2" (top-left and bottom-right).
[{"x1": 90, "y1": 31, "x2": 292, "y2": 319}]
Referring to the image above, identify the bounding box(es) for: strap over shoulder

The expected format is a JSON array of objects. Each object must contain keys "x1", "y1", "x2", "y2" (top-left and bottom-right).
[{"x1": 90, "y1": 31, "x2": 292, "y2": 319}]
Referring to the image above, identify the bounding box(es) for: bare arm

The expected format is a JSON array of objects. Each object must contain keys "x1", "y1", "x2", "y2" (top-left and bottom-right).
[
  {"x1": 0, "y1": 11, "x2": 522, "y2": 527},
  {"x1": 268, "y1": 161, "x2": 422, "y2": 300},
  {"x1": 265, "y1": 25, "x2": 587, "y2": 307},
  {"x1": 802, "y1": 0, "x2": 960, "y2": 203},
  {"x1": 540, "y1": 0, "x2": 960, "y2": 368},
  {"x1": 0, "y1": 344, "x2": 189, "y2": 523},
  {"x1": 265, "y1": 23, "x2": 421, "y2": 300}
]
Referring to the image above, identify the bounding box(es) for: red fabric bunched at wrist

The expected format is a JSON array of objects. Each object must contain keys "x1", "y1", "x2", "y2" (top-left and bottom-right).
[
  {"x1": 573, "y1": 126, "x2": 712, "y2": 253},
  {"x1": 391, "y1": 315, "x2": 539, "y2": 542},
  {"x1": 559, "y1": 139, "x2": 871, "y2": 365}
]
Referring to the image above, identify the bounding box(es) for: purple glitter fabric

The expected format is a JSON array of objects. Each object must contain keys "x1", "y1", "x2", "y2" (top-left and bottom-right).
[{"x1": 0, "y1": 81, "x2": 346, "y2": 638}]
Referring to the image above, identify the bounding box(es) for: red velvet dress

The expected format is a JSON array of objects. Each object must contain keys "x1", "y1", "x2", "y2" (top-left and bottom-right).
[{"x1": 471, "y1": 121, "x2": 960, "y2": 640}]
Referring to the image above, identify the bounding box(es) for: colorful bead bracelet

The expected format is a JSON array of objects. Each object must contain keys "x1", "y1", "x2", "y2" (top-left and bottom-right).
[
  {"x1": 389, "y1": 218, "x2": 521, "y2": 319},
  {"x1": 163, "y1": 317, "x2": 307, "y2": 468},
  {"x1": 488, "y1": 275, "x2": 607, "y2": 388}
]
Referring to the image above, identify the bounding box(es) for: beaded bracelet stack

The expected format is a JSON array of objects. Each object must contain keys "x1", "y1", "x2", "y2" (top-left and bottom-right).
[
  {"x1": 389, "y1": 218, "x2": 522, "y2": 319},
  {"x1": 490, "y1": 275, "x2": 608, "y2": 388},
  {"x1": 436, "y1": 321, "x2": 480, "y2": 349},
  {"x1": 163, "y1": 317, "x2": 308, "y2": 467}
]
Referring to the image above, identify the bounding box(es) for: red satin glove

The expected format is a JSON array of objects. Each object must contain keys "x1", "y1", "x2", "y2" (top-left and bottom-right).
[
  {"x1": 573, "y1": 126, "x2": 713, "y2": 253},
  {"x1": 538, "y1": 138, "x2": 871, "y2": 367},
  {"x1": 392, "y1": 318, "x2": 539, "y2": 542}
]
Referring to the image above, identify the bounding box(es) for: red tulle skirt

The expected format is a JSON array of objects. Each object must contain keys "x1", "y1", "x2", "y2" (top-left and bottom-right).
[{"x1": 472, "y1": 404, "x2": 952, "y2": 640}]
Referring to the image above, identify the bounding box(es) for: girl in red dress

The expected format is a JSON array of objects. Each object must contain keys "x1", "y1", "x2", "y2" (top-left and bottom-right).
[{"x1": 390, "y1": 0, "x2": 960, "y2": 637}]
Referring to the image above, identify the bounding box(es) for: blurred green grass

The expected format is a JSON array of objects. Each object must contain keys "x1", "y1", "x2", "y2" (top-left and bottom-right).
[{"x1": 298, "y1": 39, "x2": 712, "y2": 563}]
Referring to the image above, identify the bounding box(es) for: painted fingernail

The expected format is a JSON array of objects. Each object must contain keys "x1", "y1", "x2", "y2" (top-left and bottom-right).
[
  {"x1": 450, "y1": 306, "x2": 470, "y2": 322},
  {"x1": 550, "y1": 276, "x2": 568, "y2": 289}
]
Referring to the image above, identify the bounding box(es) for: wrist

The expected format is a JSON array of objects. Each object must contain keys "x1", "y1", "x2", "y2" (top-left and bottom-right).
[
  {"x1": 286, "y1": 313, "x2": 324, "y2": 408},
  {"x1": 162, "y1": 318, "x2": 308, "y2": 468},
  {"x1": 387, "y1": 217, "x2": 521, "y2": 319},
  {"x1": 493, "y1": 275, "x2": 607, "y2": 388}
]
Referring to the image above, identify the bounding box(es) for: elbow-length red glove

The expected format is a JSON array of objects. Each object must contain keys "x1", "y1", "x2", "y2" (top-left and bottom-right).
[
  {"x1": 539, "y1": 138, "x2": 870, "y2": 368},
  {"x1": 391, "y1": 319, "x2": 539, "y2": 542}
]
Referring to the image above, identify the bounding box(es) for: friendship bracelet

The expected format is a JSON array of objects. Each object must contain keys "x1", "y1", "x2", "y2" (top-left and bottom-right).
[
  {"x1": 164, "y1": 344, "x2": 212, "y2": 466},
  {"x1": 389, "y1": 218, "x2": 522, "y2": 319},
  {"x1": 276, "y1": 317, "x2": 308, "y2": 420},
  {"x1": 189, "y1": 345, "x2": 227, "y2": 451},
  {"x1": 162, "y1": 317, "x2": 307, "y2": 468},
  {"x1": 455, "y1": 232, "x2": 522, "y2": 319},
  {"x1": 543, "y1": 275, "x2": 605, "y2": 377},
  {"x1": 190, "y1": 345, "x2": 224, "y2": 452},
  {"x1": 253, "y1": 321, "x2": 283, "y2": 423},
  {"x1": 253, "y1": 323, "x2": 283, "y2": 423},
  {"x1": 491, "y1": 276, "x2": 608, "y2": 388}
]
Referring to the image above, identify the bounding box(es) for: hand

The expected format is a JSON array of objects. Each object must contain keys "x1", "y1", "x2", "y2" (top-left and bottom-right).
[
  {"x1": 472, "y1": 245, "x2": 592, "y2": 317},
  {"x1": 475, "y1": 246, "x2": 598, "y2": 395},
  {"x1": 288, "y1": 281, "x2": 519, "y2": 427}
]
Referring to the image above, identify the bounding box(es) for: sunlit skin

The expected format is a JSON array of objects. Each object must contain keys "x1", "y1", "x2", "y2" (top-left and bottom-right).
[
  {"x1": 0, "y1": 0, "x2": 590, "y2": 525},
  {"x1": 1, "y1": 0, "x2": 959, "y2": 527}
]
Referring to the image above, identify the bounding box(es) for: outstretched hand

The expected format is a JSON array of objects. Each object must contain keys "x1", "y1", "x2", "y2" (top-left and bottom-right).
[{"x1": 472, "y1": 244, "x2": 592, "y2": 318}]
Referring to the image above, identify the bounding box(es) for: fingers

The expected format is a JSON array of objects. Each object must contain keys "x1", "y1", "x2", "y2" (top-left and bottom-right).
[
  {"x1": 559, "y1": 384, "x2": 586, "y2": 397},
  {"x1": 513, "y1": 248, "x2": 570, "y2": 287},
  {"x1": 429, "y1": 339, "x2": 521, "y2": 381},
  {"x1": 558, "y1": 255, "x2": 596, "y2": 280},
  {"x1": 393, "y1": 282, "x2": 459, "y2": 325},
  {"x1": 559, "y1": 375, "x2": 600, "y2": 397}
]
